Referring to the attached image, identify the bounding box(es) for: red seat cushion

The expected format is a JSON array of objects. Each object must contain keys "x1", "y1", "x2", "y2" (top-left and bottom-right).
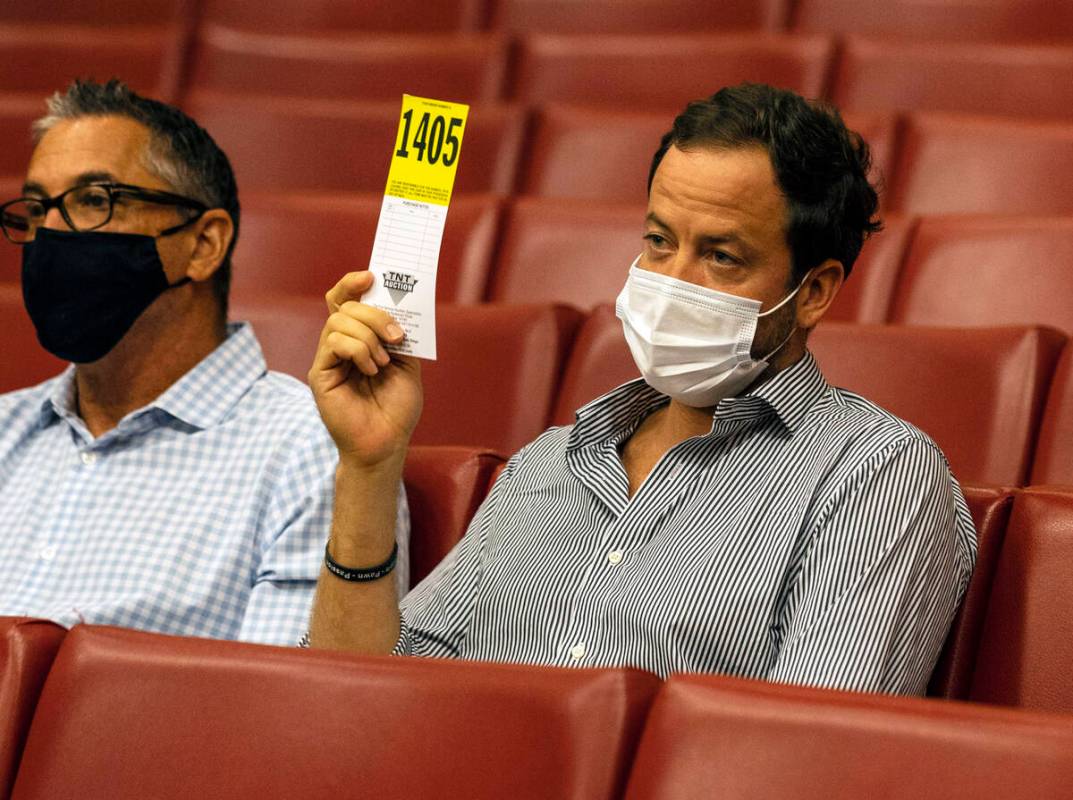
[
  {"x1": 625, "y1": 672, "x2": 1073, "y2": 799},
  {"x1": 1032, "y1": 344, "x2": 1073, "y2": 485},
  {"x1": 970, "y1": 488, "x2": 1073, "y2": 712},
  {"x1": 12, "y1": 625, "x2": 659, "y2": 799},
  {"x1": 490, "y1": 0, "x2": 787, "y2": 33},
  {"x1": 404, "y1": 446, "x2": 505, "y2": 588},
  {"x1": 201, "y1": 0, "x2": 485, "y2": 33},
  {"x1": 0, "y1": 618, "x2": 65, "y2": 800}
]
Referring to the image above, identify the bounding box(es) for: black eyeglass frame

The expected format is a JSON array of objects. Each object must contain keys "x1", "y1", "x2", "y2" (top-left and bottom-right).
[{"x1": 0, "y1": 182, "x2": 209, "y2": 244}]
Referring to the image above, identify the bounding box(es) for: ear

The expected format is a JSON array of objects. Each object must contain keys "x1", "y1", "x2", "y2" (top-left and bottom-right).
[
  {"x1": 183, "y1": 209, "x2": 234, "y2": 282},
  {"x1": 795, "y1": 258, "x2": 844, "y2": 331}
]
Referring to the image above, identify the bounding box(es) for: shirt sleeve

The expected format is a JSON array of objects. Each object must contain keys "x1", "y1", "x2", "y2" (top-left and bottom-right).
[
  {"x1": 239, "y1": 416, "x2": 411, "y2": 646},
  {"x1": 393, "y1": 450, "x2": 518, "y2": 657},
  {"x1": 767, "y1": 436, "x2": 977, "y2": 695}
]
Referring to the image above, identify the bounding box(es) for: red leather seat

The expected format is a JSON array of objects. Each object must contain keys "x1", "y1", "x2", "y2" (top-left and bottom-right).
[
  {"x1": 415, "y1": 303, "x2": 584, "y2": 453},
  {"x1": 624, "y1": 673, "x2": 1073, "y2": 799},
  {"x1": 233, "y1": 192, "x2": 501, "y2": 305},
  {"x1": 792, "y1": 0, "x2": 1073, "y2": 41},
  {"x1": 889, "y1": 216, "x2": 1073, "y2": 334},
  {"x1": 0, "y1": 618, "x2": 64, "y2": 800},
  {"x1": 512, "y1": 33, "x2": 834, "y2": 111},
  {"x1": 832, "y1": 37, "x2": 1073, "y2": 121},
  {"x1": 186, "y1": 94, "x2": 526, "y2": 195},
  {"x1": 970, "y1": 488, "x2": 1073, "y2": 712},
  {"x1": 927, "y1": 486, "x2": 1015, "y2": 699},
  {"x1": 0, "y1": 100, "x2": 44, "y2": 180},
  {"x1": 823, "y1": 213, "x2": 914, "y2": 324},
  {"x1": 487, "y1": 197, "x2": 643, "y2": 308},
  {"x1": 810, "y1": 324, "x2": 1065, "y2": 486},
  {"x1": 200, "y1": 0, "x2": 485, "y2": 33},
  {"x1": 490, "y1": 0, "x2": 787, "y2": 33},
  {"x1": 552, "y1": 304, "x2": 636, "y2": 425},
  {"x1": 0, "y1": 23, "x2": 182, "y2": 103},
  {"x1": 1032, "y1": 345, "x2": 1073, "y2": 485},
  {"x1": 11, "y1": 625, "x2": 659, "y2": 799},
  {"x1": 888, "y1": 114, "x2": 1073, "y2": 215},
  {"x1": 187, "y1": 25, "x2": 508, "y2": 103},
  {"x1": 1, "y1": 0, "x2": 183, "y2": 25},
  {"x1": 0, "y1": 178, "x2": 24, "y2": 284},
  {"x1": 840, "y1": 110, "x2": 900, "y2": 203},
  {"x1": 229, "y1": 295, "x2": 325, "y2": 381},
  {"x1": 404, "y1": 446, "x2": 505, "y2": 588},
  {"x1": 0, "y1": 285, "x2": 66, "y2": 394},
  {"x1": 521, "y1": 106, "x2": 669, "y2": 203}
]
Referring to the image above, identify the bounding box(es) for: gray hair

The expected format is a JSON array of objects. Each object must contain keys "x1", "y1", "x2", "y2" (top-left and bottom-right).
[{"x1": 33, "y1": 79, "x2": 240, "y2": 313}]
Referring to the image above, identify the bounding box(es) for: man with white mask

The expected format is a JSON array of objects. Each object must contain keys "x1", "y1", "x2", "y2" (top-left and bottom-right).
[{"x1": 304, "y1": 83, "x2": 977, "y2": 696}]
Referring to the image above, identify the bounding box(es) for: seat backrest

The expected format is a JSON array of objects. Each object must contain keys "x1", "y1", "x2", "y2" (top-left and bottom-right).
[
  {"x1": 12, "y1": 625, "x2": 660, "y2": 800},
  {"x1": 1, "y1": 0, "x2": 184, "y2": 25},
  {"x1": 512, "y1": 32, "x2": 834, "y2": 111},
  {"x1": 200, "y1": 0, "x2": 485, "y2": 33},
  {"x1": 927, "y1": 485, "x2": 1015, "y2": 699},
  {"x1": 0, "y1": 101, "x2": 40, "y2": 181},
  {"x1": 0, "y1": 24, "x2": 181, "y2": 102},
  {"x1": 228, "y1": 295, "x2": 325, "y2": 381},
  {"x1": 1032, "y1": 344, "x2": 1073, "y2": 485},
  {"x1": 414, "y1": 303, "x2": 583, "y2": 453},
  {"x1": 0, "y1": 619, "x2": 64, "y2": 800},
  {"x1": 487, "y1": 197, "x2": 642, "y2": 308},
  {"x1": 832, "y1": 38, "x2": 1073, "y2": 121},
  {"x1": 625, "y1": 672, "x2": 1073, "y2": 799},
  {"x1": 791, "y1": 0, "x2": 1073, "y2": 41},
  {"x1": 809, "y1": 323, "x2": 1065, "y2": 486},
  {"x1": 552, "y1": 304, "x2": 636, "y2": 425},
  {"x1": 404, "y1": 446, "x2": 505, "y2": 588},
  {"x1": 521, "y1": 105, "x2": 668, "y2": 203},
  {"x1": 889, "y1": 216, "x2": 1073, "y2": 334},
  {"x1": 841, "y1": 110, "x2": 900, "y2": 201},
  {"x1": 0, "y1": 178, "x2": 24, "y2": 284},
  {"x1": 822, "y1": 213, "x2": 914, "y2": 324},
  {"x1": 0, "y1": 285, "x2": 66, "y2": 394},
  {"x1": 233, "y1": 192, "x2": 500, "y2": 305},
  {"x1": 187, "y1": 94, "x2": 526, "y2": 195},
  {"x1": 888, "y1": 114, "x2": 1073, "y2": 215},
  {"x1": 187, "y1": 25, "x2": 508, "y2": 103},
  {"x1": 970, "y1": 488, "x2": 1073, "y2": 712},
  {"x1": 490, "y1": 0, "x2": 788, "y2": 33}
]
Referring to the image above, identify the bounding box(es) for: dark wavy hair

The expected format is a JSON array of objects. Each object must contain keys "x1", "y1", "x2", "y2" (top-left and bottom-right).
[
  {"x1": 648, "y1": 83, "x2": 882, "y2": 283},
  {"x1": 34, "y1": 79, "x2": 240, "y2": 315}
]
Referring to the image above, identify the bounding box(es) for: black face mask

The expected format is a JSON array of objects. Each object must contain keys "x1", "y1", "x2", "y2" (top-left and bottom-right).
[{"x1": 21, "y1": 227, "x2": 191, "y2": 363}]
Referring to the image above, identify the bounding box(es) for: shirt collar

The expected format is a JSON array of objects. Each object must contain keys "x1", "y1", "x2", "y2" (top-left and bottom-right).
[
  {"x1": 40, "y1": 322, "x2": 267, "y2": 432},
  {"x1": 566, "y1": 350, "x2": 829, "y2": 451}
]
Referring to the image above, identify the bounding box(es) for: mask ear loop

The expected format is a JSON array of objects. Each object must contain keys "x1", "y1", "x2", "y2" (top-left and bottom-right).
[{"x1": 756, "y1": 271, "x2": 811, "y2": 361}]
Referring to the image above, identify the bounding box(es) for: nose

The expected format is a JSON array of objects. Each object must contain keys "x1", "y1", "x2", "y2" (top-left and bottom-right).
[{"x1": 40, "y1": 206, "x2": 69, "y2": 230}]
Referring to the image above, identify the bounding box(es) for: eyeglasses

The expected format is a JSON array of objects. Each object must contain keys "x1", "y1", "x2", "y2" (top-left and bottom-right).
[{"x1": 0, "y1": 182, "x2": 208, "y2": 244}]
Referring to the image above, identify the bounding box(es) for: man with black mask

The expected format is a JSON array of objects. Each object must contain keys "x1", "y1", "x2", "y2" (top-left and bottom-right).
[{"x1": 0, "y1": 80, "x2": 409, "y2": 643}]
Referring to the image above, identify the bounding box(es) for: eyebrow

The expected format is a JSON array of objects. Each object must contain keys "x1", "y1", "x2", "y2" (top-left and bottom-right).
[
  {"x1": 645, "y1": 211, "x2": 759, "y2": 259},
  {"x1": 21, "y1": 171, "x2": 118, "y2": 197}
]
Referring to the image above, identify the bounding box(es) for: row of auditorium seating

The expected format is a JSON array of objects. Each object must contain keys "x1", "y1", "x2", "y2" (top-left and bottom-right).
[
  {"x1": 2, "y1": 286, "x2": 1072, "y2": 488},
  {"x1": 2, "y1": 484, "x2": 1073, "y2": 796},
  {"x1": 8, "y1": 26, "x2": 1073, "y2": 120},
  {"x1": 403, "y1": 448, "x2": 1073, "y2": 713},
  {"x1": 4, "y1": 0, "x2": 1073, "y2": 39},
  {"x1": 4, "y1": 200, "x2": 1063, "y2": 332},
  {"x1": 3, "y1": 103, "x2": 1072, "y2": 215}
]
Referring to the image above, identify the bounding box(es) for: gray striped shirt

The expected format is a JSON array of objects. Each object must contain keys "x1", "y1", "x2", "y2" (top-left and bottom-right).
[{"x1": 397, "y1": 352, "x2": 977, "y2": 695}]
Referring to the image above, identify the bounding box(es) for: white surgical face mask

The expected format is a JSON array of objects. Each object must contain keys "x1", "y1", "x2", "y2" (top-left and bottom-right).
[{"x1": 615, "y1": 256, "x2": 803, "y2": 408}]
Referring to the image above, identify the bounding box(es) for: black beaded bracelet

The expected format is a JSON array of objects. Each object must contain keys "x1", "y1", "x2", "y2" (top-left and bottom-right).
[{"x1": 324, "y1": 541, "x2": 398, "y2": 582}]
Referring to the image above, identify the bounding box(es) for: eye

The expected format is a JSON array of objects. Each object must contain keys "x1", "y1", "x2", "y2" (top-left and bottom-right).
[
  {"x1": 24, "y1": 200, "x2": 46, "y2": 219},
  {"x1": 706, "y1": 249, "x2": 741, "y2": 267},
  {"x1": 643, "y1": 232, "x2": 672, "y2": 250},
  {"x1": 72, "y1": 187, "x2": 110, "y2": 209}
]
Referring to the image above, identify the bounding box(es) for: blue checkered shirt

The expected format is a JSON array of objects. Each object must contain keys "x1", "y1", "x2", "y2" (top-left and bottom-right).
[{"x1": 0, "y1": 322, "x2": 409, "y2": 645}]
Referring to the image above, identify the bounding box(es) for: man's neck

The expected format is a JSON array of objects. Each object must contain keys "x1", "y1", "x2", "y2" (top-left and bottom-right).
[{"x1": 75, "y1": 304, "x2": 227, "y2": 438}]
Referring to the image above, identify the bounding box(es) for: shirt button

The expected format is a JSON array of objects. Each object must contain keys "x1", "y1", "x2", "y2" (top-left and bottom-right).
[
  {"x1": 569, "y1": 643, "x2": 586, "y2": 661},
  {"x1": 39, "y1": 545, "x2": 57, "y2": 562},
  {"x1": 607, "y1": 550, "x2": 624, "y2": 565},
  {"x1": 80, "y1": 451, "x2": 97, "y2": 465}
]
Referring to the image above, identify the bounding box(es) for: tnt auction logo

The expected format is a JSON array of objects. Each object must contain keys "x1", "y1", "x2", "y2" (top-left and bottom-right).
[{"x1": 383, "y1": 271, "x2": 419, "y2": 306}]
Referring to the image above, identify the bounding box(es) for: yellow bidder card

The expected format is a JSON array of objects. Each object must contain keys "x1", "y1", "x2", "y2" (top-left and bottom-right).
[{"x1": 363, "y1": 94, "x2": 470, "y2": 360}]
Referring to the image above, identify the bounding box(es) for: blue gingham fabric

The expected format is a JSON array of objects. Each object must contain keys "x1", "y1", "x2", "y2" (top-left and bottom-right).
[{"x1": 0, "y1": 322, "x2": 409, "y2": 645}]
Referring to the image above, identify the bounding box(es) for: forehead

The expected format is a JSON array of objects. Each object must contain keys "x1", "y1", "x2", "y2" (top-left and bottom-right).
[
  {"x1": 648, "y1": 144, "x2": 787, "y2": 242},
  {"x1": 26, "y1": 115, "x2": 160, "y2": 192}
]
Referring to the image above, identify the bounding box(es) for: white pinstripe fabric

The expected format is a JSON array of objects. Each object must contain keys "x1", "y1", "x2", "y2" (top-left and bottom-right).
[
  {"x1": 0, "y1": 322, "x2": 409, "y2": 645},
  {"x1": 396, "y1": 352, "x2": 976, "y2": 695}
]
